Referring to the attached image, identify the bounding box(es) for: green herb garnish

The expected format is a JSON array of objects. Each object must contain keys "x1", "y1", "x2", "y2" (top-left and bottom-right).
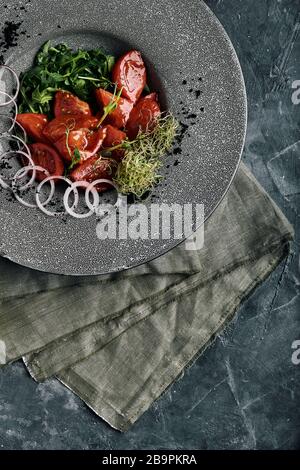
[
  {"x1": 68, "y1": 148, "x2": 81, "y2": 172},
  {"x1": 64, "y1": 122, "x2": 81, "y2": 172},
  {"x1": 114, "y1": 114, "x2": 179, "y2": 197},
  {"x1": 65, "y1": 125, "x2": 73, "y2": 159},
  {"x1": 97, "y1": 85, "x2": 123, "y2": 128},
  {"x1": 18, "y1": 41, "x2": 115, "y2": 114}
]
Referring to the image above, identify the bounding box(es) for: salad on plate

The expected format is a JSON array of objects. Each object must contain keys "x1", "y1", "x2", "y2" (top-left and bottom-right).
[{"x1": 15, "y1": 42, "x2": 178, "y2": 197}]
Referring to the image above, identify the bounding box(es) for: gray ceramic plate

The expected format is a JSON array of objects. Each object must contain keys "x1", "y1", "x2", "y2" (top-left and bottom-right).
[{"x1": 0, "y1": 0, "x2": 247, "y2": 275}]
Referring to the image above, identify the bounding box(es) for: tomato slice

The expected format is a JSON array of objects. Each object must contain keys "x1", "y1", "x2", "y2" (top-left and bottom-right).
[
  {"x1": 54, "y1": 129, "x2": 89, "y2": 163},
  {"x1": 103, "y1": 125, "x2": 127, "y2": 161},
  {"x1": 126, "y1": 96, "x2": 161, "y2": 140},
  {"x1": 79, "y1": 116, "x2": 99, "y2": 130},
  {"x1": 16, "y1": 113, "x2": 49, "y2": 143},
  {"x1": 43, "y1": 115, "x2": 98, "y2": 143},
  {"x1": 143, "y1": 92, "x2": 158, "y2": 102},
  {"x1": 54, "y1": 127, "x2": 107, "y2": 164},
  {"x1": 28, "y1": 143, "x2": 65, "y2": 181},
  {"x1": 82, "y1": 127, "x2": 107, "y2": 160},
  {"x1": 54, "y1": 91, "x2": 92, "y2": 118},
  {"x1": 70, "y1": 156, "x2": 116, "y2": 192},
  {"x1": 95, "y1": 88, "x2": 133, "y2": 129},
  {"x1": 112, "y1": 50, "x2": 146, "y2": 103}
]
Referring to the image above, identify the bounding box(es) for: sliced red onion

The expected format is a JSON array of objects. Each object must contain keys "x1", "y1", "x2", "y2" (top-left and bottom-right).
[
  {"x1": 0, "y1": 132, "x2": 31, "y2": 160},
  {"x1": 36, "y1": 176, "x2": 79, "y2": 217},
  {"x1": 11, "y1": 165, "x2": 53, "y2": 208},
  {"x1": 0, "y1": 115, "x2": 27, "y2": 144},
  {"x1": 0, "y1": 150, "x2": 35, "y2": 190},
  {"x1": 0, "y1": 65, "x2": 20, "y2": 107},
  {"x1": 63, "y1": 181, "x2": 99, "y2": 219},
  {"x1": 0, "y1": 64, "x2": 126, "y2": 219},
  {"x1": 0, "y1": 91, "x2": 18, "y2": 131},
  {"x1": 86, "y1": 179, "x2": 125, "y2": 210}
]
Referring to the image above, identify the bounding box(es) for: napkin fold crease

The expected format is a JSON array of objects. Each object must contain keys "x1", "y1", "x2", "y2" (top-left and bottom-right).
[{"x1": 0, "y1": 162, "x2": 294, "y2": 431}]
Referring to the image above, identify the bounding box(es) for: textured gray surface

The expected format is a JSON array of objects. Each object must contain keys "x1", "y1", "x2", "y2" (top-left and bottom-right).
[
  {"x1": 0, "y1": 0, "x2": 246, "y2": 275},
  {"x1": 0, "y1": 0, "x2": 299, "y2": 450}
]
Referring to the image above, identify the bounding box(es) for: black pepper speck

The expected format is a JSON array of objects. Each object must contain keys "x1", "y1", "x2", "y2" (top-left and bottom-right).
[{"x1": 0, "y1": 20, "x2": 23, "y2": 52}]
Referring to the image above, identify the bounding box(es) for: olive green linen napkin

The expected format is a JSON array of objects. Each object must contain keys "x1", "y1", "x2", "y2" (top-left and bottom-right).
[{"x1": 0, "y1": 162, "x2": 294, "y2": 431}]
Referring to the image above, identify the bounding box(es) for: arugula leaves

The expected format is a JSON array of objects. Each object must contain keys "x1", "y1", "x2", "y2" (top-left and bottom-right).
[
  {"x1": 68, "y1": 147, "x2": 81, "y2": 171},
  {"x1": 18, "y1": 41, "x2": 115, "y2": 115}
]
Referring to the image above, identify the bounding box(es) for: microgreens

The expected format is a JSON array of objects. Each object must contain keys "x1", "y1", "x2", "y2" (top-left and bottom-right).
[{"x1": 114, "y1": 114, "x2": 179, "y2": 197}]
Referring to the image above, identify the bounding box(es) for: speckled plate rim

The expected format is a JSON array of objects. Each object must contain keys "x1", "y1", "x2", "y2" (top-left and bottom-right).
[
  {"x1": 77, "y1": 2, "x2": 248, "y2": 277},
  {"x1": 190, "y1": 0, "x2": 248, "y2": 224},
  {"x1": 63, "y1": 0, "x2": 249, "y2": 277},
  {"x1": 0, "y1": 0, "x2": 248, "y2": 276}
]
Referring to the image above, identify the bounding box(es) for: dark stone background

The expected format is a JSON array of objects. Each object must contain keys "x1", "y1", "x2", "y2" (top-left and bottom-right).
[{"x1": 0, "y1": 0, "x2": 299, "y2": 450}]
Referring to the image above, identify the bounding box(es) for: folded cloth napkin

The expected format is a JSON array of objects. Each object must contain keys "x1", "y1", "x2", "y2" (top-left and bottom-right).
[{"x1": 0, "y1": 162, "x2": 294, "y2": 431}]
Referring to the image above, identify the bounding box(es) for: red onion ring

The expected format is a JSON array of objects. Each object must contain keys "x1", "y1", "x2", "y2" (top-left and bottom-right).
[
  {"x1": 0, "y1": 150, "x2": 35, "y2": 190},
  {"x1": 63, "y1": 181, "x2": 100, "y2": 219},
  {"x1": 0, "y1": 132, "x2": 31, "y2": 159},
  {"x1": 0, "y1": 115, "x2": 27, "y2": 143},
  {"x1": 0, "y1": 91, "x2": 18, "y2": 130},
  {"x1": 0, "y1": 65, "x2": 125, "y2": 219},
  {"x1": 0, "y1": 65, "x2": 20, "y2": 107},
  {"x1": 11, "y1": 165, "x2": 53, "y2": 208},
  {"x1": 36, "y1": 176, "x2": 79, "y2": 217},
  {"x1": 86, "y1": 179, "x2": 125, "y2": 210}
]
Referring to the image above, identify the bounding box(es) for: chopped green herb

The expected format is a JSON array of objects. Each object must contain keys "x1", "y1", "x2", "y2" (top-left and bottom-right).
[
  {"x1": 64, "y1": 123, "x2": 81, "y2": 172},
  {"x1": 68, "y1": 147, "x2": 81, "y2": 171},
  {"x1": 143, "y1": 83, "x2": 151, "y2": 94},
  {"x1": 18, "y1": 41, "x2": 115, "y2": 114}
]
